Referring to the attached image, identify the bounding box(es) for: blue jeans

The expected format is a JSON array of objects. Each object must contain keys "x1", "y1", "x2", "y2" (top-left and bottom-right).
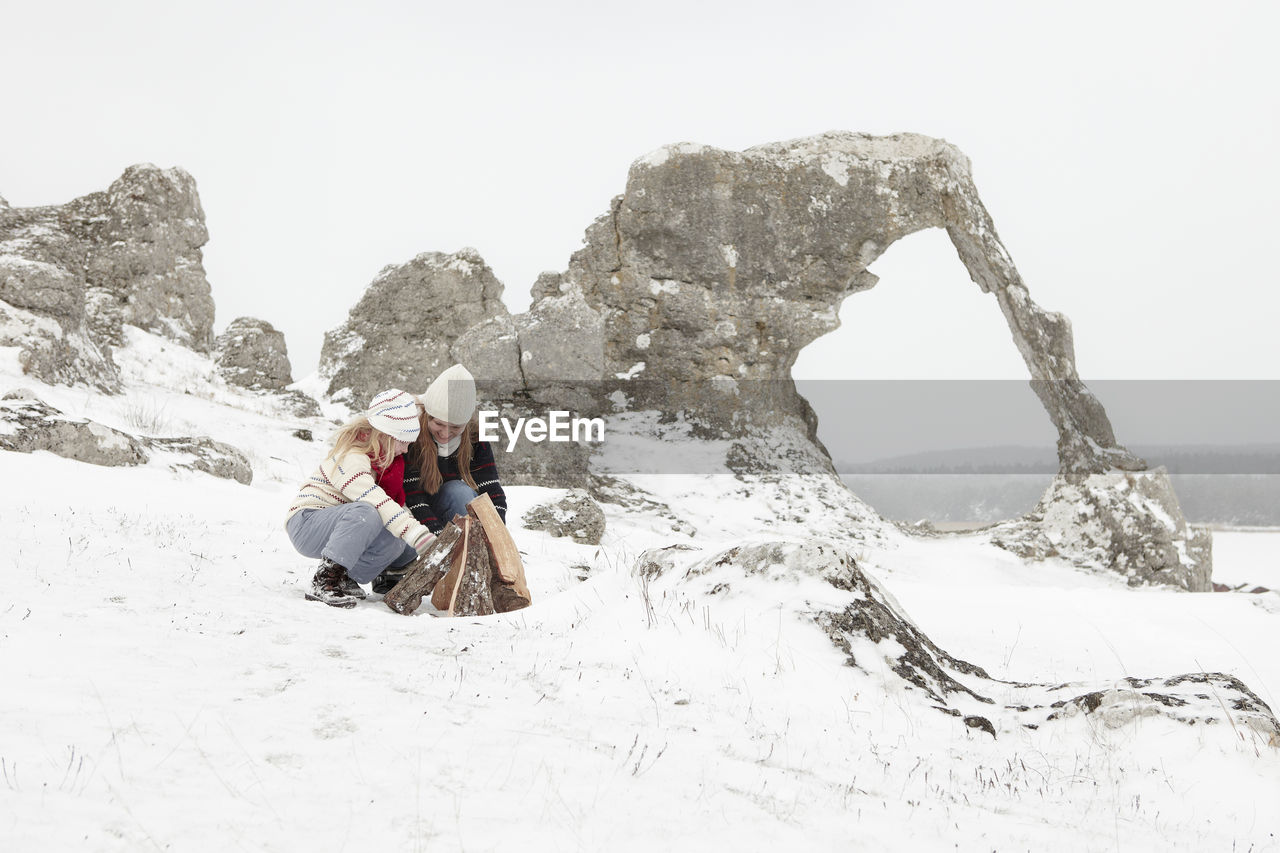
[
  {"x1": 286, "y1": 503, "x2": 418, "y2": 584},
  {"x1": 430, "y1": 480, "x2": 479, "y2": 527}
]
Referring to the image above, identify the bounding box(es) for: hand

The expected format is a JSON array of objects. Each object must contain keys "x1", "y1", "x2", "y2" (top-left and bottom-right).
[{"x1": 415, "y1": 533, "x2": 437, "y2": 557}]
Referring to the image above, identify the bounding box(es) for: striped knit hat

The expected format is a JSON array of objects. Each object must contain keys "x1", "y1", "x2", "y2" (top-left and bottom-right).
[{"x1": 366, "y1": 388, "x2": 421, "y2": 441}]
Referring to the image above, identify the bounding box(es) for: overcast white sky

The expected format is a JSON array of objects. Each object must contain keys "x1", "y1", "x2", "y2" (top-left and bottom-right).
[{"x1": 3, "y1": 0, "x2": 1277, "y2": 395}]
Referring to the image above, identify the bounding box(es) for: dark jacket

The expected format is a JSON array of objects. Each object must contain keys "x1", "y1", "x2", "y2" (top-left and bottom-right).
[{"x1": 404, "y1": 440, "x2": 507, "y2": 533}]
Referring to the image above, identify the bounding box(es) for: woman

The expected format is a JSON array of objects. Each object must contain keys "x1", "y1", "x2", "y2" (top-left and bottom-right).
[{"x1": 371, "y1": 364, "x2": 508, "y2": 593}]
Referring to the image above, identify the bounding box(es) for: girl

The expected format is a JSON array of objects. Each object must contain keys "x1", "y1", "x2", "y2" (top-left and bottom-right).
[
  {"x1": 371, "y1": 364, "x2": 508, "y2": 594},
  {"x1": 286, "y1": 388, "x2": 435, "y2": 608}
]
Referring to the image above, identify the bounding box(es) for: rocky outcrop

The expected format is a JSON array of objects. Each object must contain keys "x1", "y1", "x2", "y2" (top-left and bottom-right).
[
  {"x1": 522, "y1": 489, "x2": 606, "y2": 545},
  {"x1": 641, "y1": 538, "x2": 1278, "y2": 743},
  {"x1": 214, "y1": 316, "x2": 293, "y2": 391},
  {"x1": 316, "y1": 133, "x2": 1207, "y2": 589},
  {"x1": 214, "y1": 314, "x2": 321, "y2": 419},
  {"x1": 0, "y1": 165, "x2": 215, "y2": 391},
  {"x1": 989, "y1": 469, "x2": 1214, "y2": 590},
  {"x1": 0, "y1": 389, "x2": 251, "y2": 484},
  {"x1": 551, "y1": 132, "x2": 1207, "y2": 589},
  {"x1": 556, "y1": 135, "x2": 1136, "y2": 471},
  {"x1": 147, "y1": 436, "x2": 254, "y2": 485},
  {"x1": 0, "y1": 390, "x2": 148, "y2": 466},
  {"x1": 318, "y1": 248, "x2": 509, "y2": 408},
  {"x1": 78, "y1": 165, "x2": 214, "y2": 351}
]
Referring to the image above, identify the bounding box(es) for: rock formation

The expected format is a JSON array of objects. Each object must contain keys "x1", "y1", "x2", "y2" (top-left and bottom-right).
[
  {"x1": 641, "y1": 538, "x2": 1278, "y2": 743},
  {"x1": 0, "y1": 389, "x2": 252, "y2": 484},
  {"x1": 317, "y1": 132, "x2": 1209, "y2": 589},
  {"x1": 523, "y1": 489, "x2": 606, "y2": 545},
  {"x1": 318, "y1": 248, "x2": 510, "y2": 408},
  {"x1": 0, "y1": 165, "x2": 215, "y2": 391},
  {"x1": 214, "y1": 316, "x2": 293, "y2": 391}
]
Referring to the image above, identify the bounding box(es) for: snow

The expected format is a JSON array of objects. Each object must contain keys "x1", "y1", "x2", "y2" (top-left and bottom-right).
[{"x1": 1, "y1": 331, "x2": 1278, "y2": 851}]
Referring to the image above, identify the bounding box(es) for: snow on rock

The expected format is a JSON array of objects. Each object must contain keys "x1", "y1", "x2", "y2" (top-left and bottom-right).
[
  {"x1": 990, "y1": 469, "x2": 1213, "y2": 590},
  {"x1": 0, "y1": 390, "x2": 147, "y2": 466},
  {"x1": 639, "y1": 537, "x2": 1278, "y2": 743},
  {"x1": 0, "y1": 389, "x2": 252, "y2": 483},
  {"x1": 522, "y1": 488, "x2": 606, "y2": 544}
]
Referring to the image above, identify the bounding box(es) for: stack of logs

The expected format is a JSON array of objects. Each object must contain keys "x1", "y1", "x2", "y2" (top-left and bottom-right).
[{"x1": 383, "y1": 492, "x2": 532, "y2": 617}]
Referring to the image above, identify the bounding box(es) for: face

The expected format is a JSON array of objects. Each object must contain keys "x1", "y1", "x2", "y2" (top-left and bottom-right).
[
  {"x1": 426, "y1": 416, "x2": 466, "y2": 444},
  {"x1": 391, "y1": 438, "x2": 411, "y2": 456}
]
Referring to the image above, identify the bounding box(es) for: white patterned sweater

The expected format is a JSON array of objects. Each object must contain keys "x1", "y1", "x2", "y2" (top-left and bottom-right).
[{"x1": 285, "y1": 451, "x2": 434, "y2": 554}]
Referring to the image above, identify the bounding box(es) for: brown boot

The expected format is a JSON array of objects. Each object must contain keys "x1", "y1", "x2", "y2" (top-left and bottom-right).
[{"x1": 304, "y1": 558, "x2": 360, "y2": 608}]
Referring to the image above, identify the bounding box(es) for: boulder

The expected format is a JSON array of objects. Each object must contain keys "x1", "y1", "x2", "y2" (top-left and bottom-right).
[
  {"x1": 558, "y1": 134, "x2": 1140, "y2": 475},
  {"x1": 452, "y1": 314, "x2": 522, "y2": 385},
  {"x1": 522, "y1": 489, "x2": 606, "y2": 544},
  {"x1": 148, "y1": 436, "x2": 254, "y2": 485},
  {"x1": 215, "y1": 316, "x2": 293, "y2": 391},
  {"x1": 989, "y1": 469, "x2": 1213, "y2": 591},
  {"x1": 318, "y1": 248, "x2": 509, "y2": 408},
  {"x1": 513, "y1": 286, "x2": 604, "y2": 385}
]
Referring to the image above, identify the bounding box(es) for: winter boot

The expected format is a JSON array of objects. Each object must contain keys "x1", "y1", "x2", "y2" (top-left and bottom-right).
[
  {"x1": 371, "y1": 565, "x2": 409, "y2": 596},
  {"x1": 304, "y1": 557, "x2": 360, "y2": 608},
  {"x1": 340, "y1": 574, "x2": 367, "y2": 600}
]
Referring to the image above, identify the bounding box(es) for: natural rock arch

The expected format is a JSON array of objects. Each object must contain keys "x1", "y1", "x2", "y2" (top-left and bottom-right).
[
  {"x1": 320, "y1": 132, "x2": 1210, "y2": 590},
  {"x1": 554, "y1": 133, "x2": 1132, "y2": 472},
  {"x1": 543, "y1": 133, "x2": 1209, "y2": 590}
]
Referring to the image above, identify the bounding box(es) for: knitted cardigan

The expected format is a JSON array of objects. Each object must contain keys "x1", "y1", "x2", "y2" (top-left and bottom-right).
[
  {"x1": 404, "y1": 440, "x2": 507, "y2": 533},
  {"x1": 286, "y1": 451, "x2": 434, "y2": 554}
]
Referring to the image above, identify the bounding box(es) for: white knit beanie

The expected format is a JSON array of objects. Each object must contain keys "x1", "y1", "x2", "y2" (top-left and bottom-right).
[
  {"x1": 420, "y1": 364, "x2": 477, "y2": 425},
  {"x1": 366, "y1": 388, "x2": 421, "y2": 441}
]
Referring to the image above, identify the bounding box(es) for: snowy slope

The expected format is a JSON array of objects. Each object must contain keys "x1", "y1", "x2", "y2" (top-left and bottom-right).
[{"x1": 2, "y1": 330, "x2": 1278, "y2": 852}]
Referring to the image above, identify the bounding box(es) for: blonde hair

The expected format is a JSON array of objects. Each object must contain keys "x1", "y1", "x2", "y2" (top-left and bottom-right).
[
  {"x1": 327, "y1": 416, "x2": 399, "y2": 472},
  {"x1": 410, "y1": 409, "x2": 479, "y2": 494}
]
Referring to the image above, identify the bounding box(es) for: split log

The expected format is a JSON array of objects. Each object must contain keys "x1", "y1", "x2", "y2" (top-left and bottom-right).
[
  {"x1": 382, "y1": 521, "x2": 463, "y2": 615},
  {"x1": 466, "y1": 493, "x2": 532, "y2": 611},
  {"x1": 426, "y1": 515, "x2": 494, "y2": 617},
  {"x1": 383, "y1": 501, "x2": 531, "y2": 617},
  {"x1": 448, "y1": 519, "x2": 495, "y2": 617}
]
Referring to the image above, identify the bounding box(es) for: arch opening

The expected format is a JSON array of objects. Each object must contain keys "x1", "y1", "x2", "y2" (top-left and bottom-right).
[{"x1": 792, "y1": 229, "x2": 1057, "y2": 527}]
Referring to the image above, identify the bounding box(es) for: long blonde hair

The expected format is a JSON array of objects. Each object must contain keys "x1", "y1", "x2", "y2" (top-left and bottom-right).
[
  {"x1": 327, "y1": 416, "x2": 398, "y2": 473},
  {"x1": 410, "y1": 410, "x2": 479, "y2": 494}
]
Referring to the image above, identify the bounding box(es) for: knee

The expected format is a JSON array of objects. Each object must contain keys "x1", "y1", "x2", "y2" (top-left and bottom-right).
[
  {"x1": 440, "y1": 480, "x2": 478, "y2": 500},
  {"x1": 349, "y1": 502, "x2": 382, "y2": 526}
]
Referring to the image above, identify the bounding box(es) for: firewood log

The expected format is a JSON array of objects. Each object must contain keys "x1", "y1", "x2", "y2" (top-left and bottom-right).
[
  {"x1": 467, "y1": 492, "x2": 532, "y2": 611},
  {"x1": 382, "y1": 521, "x2": 464, "y2": 615}
]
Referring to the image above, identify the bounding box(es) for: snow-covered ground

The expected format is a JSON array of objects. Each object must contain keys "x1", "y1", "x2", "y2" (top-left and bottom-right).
[{"x1": 2, "y1": 331, "x2": 1278, "y2": 852}]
